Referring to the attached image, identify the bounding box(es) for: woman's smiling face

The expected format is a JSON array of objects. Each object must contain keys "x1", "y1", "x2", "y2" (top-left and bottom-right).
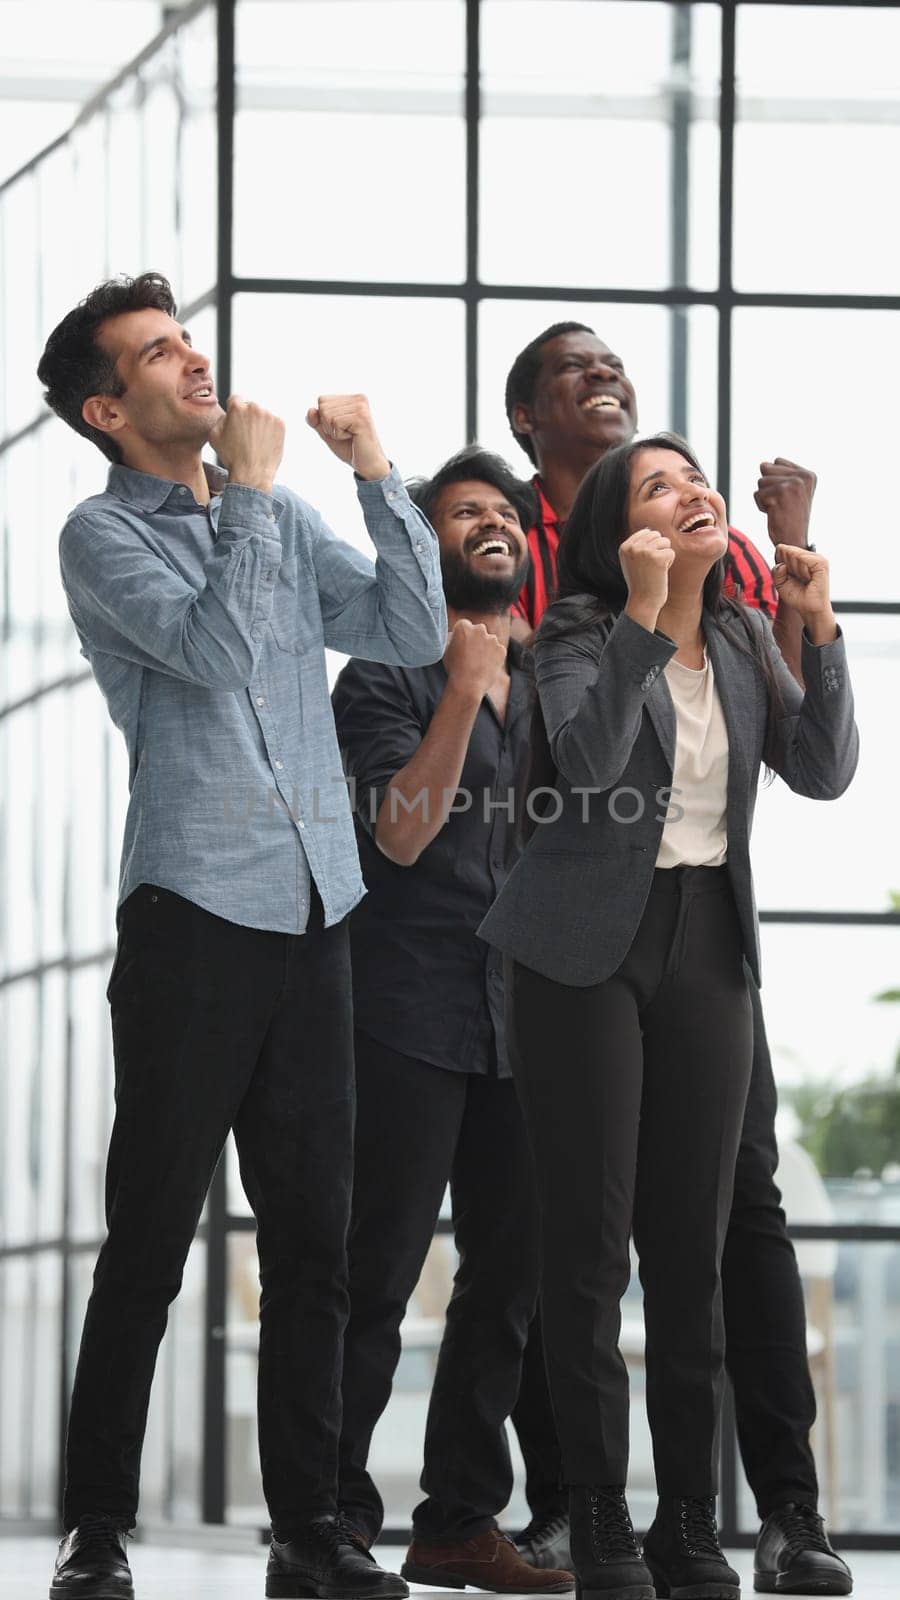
[{"x1": 626, "y1": 446, "x2": 729, "y2": 565}]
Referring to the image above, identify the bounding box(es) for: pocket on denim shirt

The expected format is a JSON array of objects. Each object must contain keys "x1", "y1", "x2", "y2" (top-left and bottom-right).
[{"x1": 270, "y1": 555, "x2": 324, "y2": 656}]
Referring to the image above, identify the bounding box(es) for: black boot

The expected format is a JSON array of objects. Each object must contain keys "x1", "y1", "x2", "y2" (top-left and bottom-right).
[
  {"x1": 266, "y1": 1514, "x2": 409, "y2": 1599},
  {"x1": 516, "y1": 1510, "x2": 574, "y2": 1571},
  {"x1": 50, "y1": 1515, "x2": 134, "y2": 1599},
  {"x1": 569, "y1": 1486, "x2": 655, "y2": 1600},
  {"x1": 642, "y1": 1498, "x2": 740, "y2": 1599},
  {"x1": 753, "y1": 1503, "x2": 852, "y2": 1595}
]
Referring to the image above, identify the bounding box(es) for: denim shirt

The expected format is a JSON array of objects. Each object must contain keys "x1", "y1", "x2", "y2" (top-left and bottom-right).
[{"x1": 59, "y1": 460, "x2": 447, "y2": 932}]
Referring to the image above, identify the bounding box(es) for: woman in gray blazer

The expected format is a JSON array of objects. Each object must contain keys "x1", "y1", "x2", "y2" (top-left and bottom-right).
[{"x1": 479, "y1": 434, "x2": 857, "y2": 1600}]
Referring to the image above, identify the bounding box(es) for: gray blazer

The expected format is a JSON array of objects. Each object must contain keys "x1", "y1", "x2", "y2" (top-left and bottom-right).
[{"x1": 478, "y1": 599, "x2": 858, "y2": 987}]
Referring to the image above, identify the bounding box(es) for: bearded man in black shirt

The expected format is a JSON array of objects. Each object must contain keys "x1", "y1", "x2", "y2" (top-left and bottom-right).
[{"x1": 331, "y1": 446, "x2": 572, "y2": 1594}]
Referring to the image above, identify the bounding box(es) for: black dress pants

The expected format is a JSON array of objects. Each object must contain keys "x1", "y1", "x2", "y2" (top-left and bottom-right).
[
  {"x1": 63, "y1": 883, "x2": 355, "y2": 1539},
  {"x1": 506, "y1": 866, "x2": 753, "y2": 1495},
  {"x1": 510, "y1": 972, "x2": 818, "y2": 1517},
  {"x1": 723, "y1": 976, "x2": 818, "y2": 1514},
  {"x1": 338, "y1": 1032, "x2": 541, "y2": 1544}
]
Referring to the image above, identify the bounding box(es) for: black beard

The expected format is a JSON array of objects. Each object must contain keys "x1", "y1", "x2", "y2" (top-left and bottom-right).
[{"x1": 440, "y1": 549, "x2": 530, "y2": 613}]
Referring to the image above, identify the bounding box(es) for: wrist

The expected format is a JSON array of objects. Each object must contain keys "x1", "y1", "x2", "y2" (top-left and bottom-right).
[
  {"x1": 227, "y1": 472, "x2": 275, "y2": 495},
  {"x1": 444, "y1": 676, "x2": 487, "y2": 713},
  {"x1": 355, "y1": 451, "x2": 391, "y2": 482},
  {"x1": 804, "y1": 608, "x2": 837, "y2": 646},
  {"x1": 624, "y1": 599, "x2": 662, "y2": 634}
]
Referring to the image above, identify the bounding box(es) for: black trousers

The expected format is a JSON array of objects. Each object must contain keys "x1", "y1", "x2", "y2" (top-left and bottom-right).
[
  {"x1": 337, "y1": 1032, "x2": 541, "y2": 1544},
  {"x1": 511, "y1": 979, "x2": 818, "y2": 1518},
  {"x1": 63, "y1": 883, "x2": 355, "y2": 1539},
  {"x1": 506, "y1": 866, "x2": 753, "y2": 1495}
]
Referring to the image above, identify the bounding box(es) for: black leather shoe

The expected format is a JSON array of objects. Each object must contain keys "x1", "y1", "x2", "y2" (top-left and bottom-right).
[
  {"x1": 754, "y1": 1504, "x2": 852, "y2": 1595},
  {"x1": 515, "y1": 1512, "x2": 573, "y2": 1572},
  {"x1": 569, "y1": 1486, "x2": 655, "y2": 1599},
  {"x1": 642, "y1": 1497, "x2": 739, "y2": 1599},
  {"x1": 266, "y1": 1514, "x2": 409, "y2": 1599},
  {"x1": 49, "y1": 1515, "x2": 133, "y2": 1599}
]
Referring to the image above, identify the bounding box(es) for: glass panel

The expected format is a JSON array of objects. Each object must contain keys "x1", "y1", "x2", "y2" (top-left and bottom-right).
[
  {"x1": 67, "y1": 678, "x2": 114, "y2": 960},
  {"x1": 752, "y1": 614, "x2": 900, "y2": 914},
  {"x1": 141, "y1": 50, "x2": 181, "y2": 285},
  {"x1": 4, "y1": 434, "x2": 41, "y2": 708},
  {"x1": 735, "y1": 6, "x2": 900, "y2": 295},
  {"x1": 36, "y1": 972, "x2": 67, "y2": 1242},
  {"x1": 0, "y1": 173, "x2": 41, "y2": 436},
  {"x1": 0, "y1": 1258, "x2": 30, "y2": 1515},
  {"x1": 0, "y1": 980, "x2": 40, "y2": 1247},
  {"x1": 106, "y1": 84, "x2": 145, "y2": 281},
  {"x1": 3, "y1": 706, "x2": 38, "y2": 974},
  {"x1": 235, "y1": 0, "x2": 465, "y2": 283},
  {"x1": 28, "y1": 1248, "x2": 63, "y2": 1523},
  {"x1": 230, "y1": 292, "x2": 466, "y2": 551},
  {"x1": 70, "y1": 116, "x2": 109, "y2": 300},
  {"x1": 737, "y1": 1237, "x2": 900, "y2": 1533},
  {"x1": 729, "y1": 308, "x2": 900, "y2": 602},
  {"x1": 37, "y1": 143, "x2": 79, "y2": 363},
  {"x1": 177, "y1": 4, "x2": 218, "y2": 307},
  {"x1": 480, "y1": 2, "x2": 720, "y2": 291},
  {"x1": 761, "y1": 923, "x2": 899, "y2": 1193},
  {"x1": 68, "y1": 963, "x2": 114, "y2": 1245}
]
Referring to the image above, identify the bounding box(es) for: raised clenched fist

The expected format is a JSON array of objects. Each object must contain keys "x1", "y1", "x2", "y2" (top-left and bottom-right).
[
  {"x1": 620, "y1": 528, "x2": 675, "y2": 625},
  {"x1": 443, "y1": 618, "x2": 508, "y2": 701},
  {"x1": 754, "y1": 457, "x2": 817, "y2": 550},
  {"x1": 209, "y1": 397, "x2": 285, "y2": 494},
  {"x1": 305, "y1": 394, "x2": 390, "y2": 482}
]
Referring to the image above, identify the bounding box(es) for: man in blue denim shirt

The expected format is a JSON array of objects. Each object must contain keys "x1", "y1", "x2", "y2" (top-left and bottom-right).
[{"x1": 37, "y1": 272, "x2": 445, "y2": 1600}]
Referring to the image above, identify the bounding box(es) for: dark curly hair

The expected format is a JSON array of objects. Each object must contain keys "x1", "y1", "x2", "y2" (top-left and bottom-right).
[
  {"x1": 37, "y1": 271, "x2": 177, "y2": 462},
  {"x1": 407, "y1": 443, "x2": 537, "y2": 532}
]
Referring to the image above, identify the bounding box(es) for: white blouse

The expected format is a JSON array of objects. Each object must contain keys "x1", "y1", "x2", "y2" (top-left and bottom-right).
[{"x1": 656, "y1": 651, "x2": 729, "y2": 869}]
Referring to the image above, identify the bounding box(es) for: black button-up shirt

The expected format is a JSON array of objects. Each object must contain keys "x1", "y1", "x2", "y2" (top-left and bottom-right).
[{"x1": 331, "y1": 640, "x2": 530, "y2": 1076}]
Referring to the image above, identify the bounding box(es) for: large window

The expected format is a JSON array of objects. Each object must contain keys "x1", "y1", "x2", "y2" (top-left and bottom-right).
[{"x1": 1, "y1": 0, "x2": 898, "y2": 1546}]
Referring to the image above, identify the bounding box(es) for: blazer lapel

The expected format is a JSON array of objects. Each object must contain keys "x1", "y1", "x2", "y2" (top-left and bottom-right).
[
  {"x1": 704, "y1": 609, "x2": 759, "y2": 806},
  {"x1": 644, "y1": 673, "x2": 677, "y2": 772}
]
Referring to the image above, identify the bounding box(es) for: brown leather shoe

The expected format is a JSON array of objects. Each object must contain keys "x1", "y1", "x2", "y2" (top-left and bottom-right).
[{"x1": 401, "y1": 1527, "x2": 575, "y2": 1592}]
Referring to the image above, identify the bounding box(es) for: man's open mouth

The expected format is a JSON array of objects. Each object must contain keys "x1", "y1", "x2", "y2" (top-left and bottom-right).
[
  {"x1": 581, "y1": 394, "x2": 622, "y2": 411},
  {"x1": 470, "y1": 536, "x2": 515, "y2": 557}
]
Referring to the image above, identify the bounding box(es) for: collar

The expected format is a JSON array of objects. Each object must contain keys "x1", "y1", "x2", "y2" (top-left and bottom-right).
[
  {"x1": 532, "y1": 475, "x2": 560, "y2": 531},
  {"x1": 106, "y1": 460, "x2": 285, "y2": 515}
]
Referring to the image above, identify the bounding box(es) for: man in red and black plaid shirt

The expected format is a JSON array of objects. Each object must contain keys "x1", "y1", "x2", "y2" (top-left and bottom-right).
[
  {"x1": 505, "y1": 324, "x2": 852, "y2": 1598},
  {"x1": 506, "y1": 322, "x2": 814, "y2": 691}
]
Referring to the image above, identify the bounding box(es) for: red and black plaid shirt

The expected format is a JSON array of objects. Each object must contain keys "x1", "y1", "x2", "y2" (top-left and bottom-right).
[{"x1": 515, "y1": 475, "x2": 778, "y2": 630}]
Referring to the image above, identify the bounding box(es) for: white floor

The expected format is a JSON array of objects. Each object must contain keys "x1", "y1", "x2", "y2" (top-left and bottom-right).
[{"x1": 1, "y1": 1539, "x2": 898, "y2": 1598}]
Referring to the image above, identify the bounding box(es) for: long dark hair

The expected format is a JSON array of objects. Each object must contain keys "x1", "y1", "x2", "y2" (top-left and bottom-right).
[{"x1": 521, "y1": 433, "x2": 782, "y2": 833}]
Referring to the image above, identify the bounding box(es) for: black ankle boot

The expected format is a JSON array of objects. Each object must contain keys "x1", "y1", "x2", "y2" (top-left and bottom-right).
[
  {"x1": 569, "y1": 1486, "x2": 655, "y2": 1599},
  {"x1": 642, "y1": 1497, "x2": 740, "y2": 1599}
]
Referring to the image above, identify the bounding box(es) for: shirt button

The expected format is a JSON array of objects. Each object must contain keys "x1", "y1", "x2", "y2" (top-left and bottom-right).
[
  {"x1": 266, "y1": 512, "x2": 275, "y2": 522},
  {"x1": 256, "y1": 695, "x2": 266, "y2": 707},
  {"x1": 387, "y1": 491, "x2": 397, "y2": 502},
  {"x1": 298, "y1": 820, "x2": 306, "y2": 831},
  {"x1": 179, "y1": 486, "x2": 189, "y2": 496},
  {"x1": 274, "y1": 759, "x2": 283, "y2": 770}
]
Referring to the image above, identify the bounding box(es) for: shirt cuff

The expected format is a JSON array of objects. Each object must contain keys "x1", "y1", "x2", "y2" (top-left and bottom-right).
[{"x1": 218, "y1": 482, "x2": 284, "y2": 546}]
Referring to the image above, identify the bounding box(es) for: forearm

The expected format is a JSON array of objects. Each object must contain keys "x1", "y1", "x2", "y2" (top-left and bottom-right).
[
  {"x1": 769, "y1": 626, "x2": 857, "y2": 798},
  {"x1": 772, "y1": 599, "x2": 805, "y2": 686},
  {"x1": 539, "y1": 612, "x2": 676, "y2": 789},
  {"x1": 61, "y1": 488, "x2": 282, "y2": 689},
  {"x1": 315, "y1": 469, "x2": 446, "y2": 662},
  {"x1": 375, "y1": 681, "x2": 482, "y2": 864}
]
